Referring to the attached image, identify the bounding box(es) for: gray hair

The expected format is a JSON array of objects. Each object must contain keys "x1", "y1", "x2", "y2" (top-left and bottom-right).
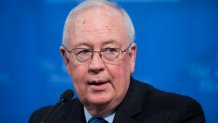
[{"x1": 62, "y1": 0, "x2": 135, "y2": 46}]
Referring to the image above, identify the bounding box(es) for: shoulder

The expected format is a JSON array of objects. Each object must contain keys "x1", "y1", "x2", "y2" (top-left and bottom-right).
[
  {"x1": 29, "y1": 106, "x2": 52, "y2": 123},
  {"x1": 130, "y1": 78, "x2": 205, "y2": 122},
  {"x1": 29, "y1": 98, "x2": 81, "y2": 123},
  {"x1": 136, "y1": 78, "x2": 200, "y2": 105},
  {"x1": 132, "y1": 78, "x2": 200, "y2": 106}
]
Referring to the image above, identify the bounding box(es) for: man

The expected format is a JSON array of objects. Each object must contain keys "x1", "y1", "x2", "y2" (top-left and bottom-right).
[{"x1": 29, "y1": 0, "x2": 205, "y2": 123}]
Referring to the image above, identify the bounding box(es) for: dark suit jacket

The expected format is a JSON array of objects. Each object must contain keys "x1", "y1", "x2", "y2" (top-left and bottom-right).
[{"x1": 29, "y1": 78, "x2": 205, "y2": 123}]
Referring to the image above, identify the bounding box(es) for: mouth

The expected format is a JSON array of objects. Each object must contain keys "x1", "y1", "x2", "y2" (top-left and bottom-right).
[
  {"x1": 88, "y1": 81, "x2": 108, "y2": 86},
  {"x1": 87, "y1": 80, "x2": 109, "y2": 90}
]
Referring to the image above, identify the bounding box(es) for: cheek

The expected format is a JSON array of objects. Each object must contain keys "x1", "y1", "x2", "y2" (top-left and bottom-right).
[
  {"x1": 68, "y1": 63, "x2": 88, "y2": 79},
  {"x1": 117, "y1": 55, "x2": 131, "y2": 75},
  {"x1": 67, "y1": 63, "x2": 88, "y2": 92},
  {"x1": 107, "y1": 57, "x2": 131, "y2": 92},
  {"x1": 107, "y1": 63, "x2": 128, "y2": 80},
  {"x1": 110, "y1": 56, "x2": 131, "y2": 77}
]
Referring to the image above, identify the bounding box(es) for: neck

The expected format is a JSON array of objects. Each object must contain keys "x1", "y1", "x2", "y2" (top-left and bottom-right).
[{"x1": 84, "y1": 101, "x2": 118, "y2": 117}]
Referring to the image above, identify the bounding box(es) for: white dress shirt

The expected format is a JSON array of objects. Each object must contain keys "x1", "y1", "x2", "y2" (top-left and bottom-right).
[{"x1": 84, "y1": 107, "x2": 115, "y2": 123}]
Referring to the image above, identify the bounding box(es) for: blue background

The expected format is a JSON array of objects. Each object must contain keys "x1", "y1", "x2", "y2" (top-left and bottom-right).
[{"x1": 0, "y1": 0, "x2": 217, "y2": 122}]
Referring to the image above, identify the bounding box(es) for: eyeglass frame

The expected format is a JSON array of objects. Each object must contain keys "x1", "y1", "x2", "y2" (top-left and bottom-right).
[{"x1": 64, "y1": 43, "x2": 132, "y2": 64}]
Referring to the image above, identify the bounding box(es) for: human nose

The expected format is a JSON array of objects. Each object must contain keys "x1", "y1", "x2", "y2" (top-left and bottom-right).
[{"x1": 88, "y1": 51, "x2": 105, "y2": 74}]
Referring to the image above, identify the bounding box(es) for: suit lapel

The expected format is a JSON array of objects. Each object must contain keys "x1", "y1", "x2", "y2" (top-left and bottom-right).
[{"x1": 113, "y1": 78, "x2": 143, "y2": 123}]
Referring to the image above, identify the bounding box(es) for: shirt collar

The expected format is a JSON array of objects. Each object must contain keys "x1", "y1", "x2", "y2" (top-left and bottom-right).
[{"x1": 84, "y1": 107, "x2": 115, "y2": 123}]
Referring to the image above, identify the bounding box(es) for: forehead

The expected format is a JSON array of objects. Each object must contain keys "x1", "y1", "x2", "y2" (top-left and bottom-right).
[
  {"x1": 77, "y1": 6, "x2": 122, "y2": 23},
  {"x1": 74, "y1": 6, "x2": 125, "y2": 33},
  {"x1": 67, "y1": 6, "x2": 128, "y2": 47}
]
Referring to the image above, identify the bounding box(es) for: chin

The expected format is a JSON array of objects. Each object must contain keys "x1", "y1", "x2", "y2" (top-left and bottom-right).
[{"x1": 88, "y1": 95, "x2": 113, "y2": 105}]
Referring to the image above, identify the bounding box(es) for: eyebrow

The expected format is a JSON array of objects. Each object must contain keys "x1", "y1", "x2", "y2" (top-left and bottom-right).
[
  {"x1": 73, "y1": 39, "x2": 120, "y2": 48},
  {"x1": 102, "y1": 40, "x2": 119, "y2": 45},
  {"x1": 73, "y1": 42, "x2": 90, "y2": 48}
]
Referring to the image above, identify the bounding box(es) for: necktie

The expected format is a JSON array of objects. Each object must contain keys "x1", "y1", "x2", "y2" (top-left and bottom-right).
[{"x1": 88, "y1": 117, "x2": 108, "y2": 123}]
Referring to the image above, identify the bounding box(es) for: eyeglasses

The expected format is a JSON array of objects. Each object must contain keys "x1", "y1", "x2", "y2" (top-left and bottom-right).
[{"x1": 65, "y1": 44, "x2": 131, "y2": 64}]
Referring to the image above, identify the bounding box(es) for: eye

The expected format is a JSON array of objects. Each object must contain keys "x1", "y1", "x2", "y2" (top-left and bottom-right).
[
  {"x1": 104, "y1": 48, "x2": 119, "y2": 53},
  {"x1": 75, "y1": 49, "x2": 91, "y2": 56}
]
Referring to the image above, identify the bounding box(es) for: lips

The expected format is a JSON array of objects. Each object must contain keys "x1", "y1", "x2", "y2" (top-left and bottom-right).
[
  {"x1": 87, "y1": 80, "x2": 109, "y2": 90},
  {"x1": 88, "y1": 80, "x2": 108, "y2": 86}
]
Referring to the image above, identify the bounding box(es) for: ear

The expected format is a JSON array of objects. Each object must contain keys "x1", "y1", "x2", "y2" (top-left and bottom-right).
[
  {"x1": 60, "y1": 46, "x2": 70, "y2": 66},
  {"x1": 129, "y1": 43, "x2": 137, "y2": 73}
]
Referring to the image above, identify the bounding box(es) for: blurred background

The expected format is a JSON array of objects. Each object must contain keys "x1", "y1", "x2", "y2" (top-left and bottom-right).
[{"x1": 0, "y1": 0, "x2": 217, "y2": 122}]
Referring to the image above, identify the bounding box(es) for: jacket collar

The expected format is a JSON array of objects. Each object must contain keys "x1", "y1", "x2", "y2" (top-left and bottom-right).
[{"x1": 113, "y1": 77, "x2": 143, "y2": 123}]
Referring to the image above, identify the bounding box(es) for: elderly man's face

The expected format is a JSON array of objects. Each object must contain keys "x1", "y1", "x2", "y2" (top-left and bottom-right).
[{"x1": 61, "y1": 7, "x2": 136, "y2": 115}]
